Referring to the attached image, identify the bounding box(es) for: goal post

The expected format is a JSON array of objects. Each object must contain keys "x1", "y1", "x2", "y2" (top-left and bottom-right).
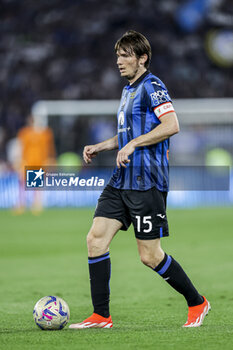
[{"x1": 32, "y1": 98, "x2": 233, "y2": 125}]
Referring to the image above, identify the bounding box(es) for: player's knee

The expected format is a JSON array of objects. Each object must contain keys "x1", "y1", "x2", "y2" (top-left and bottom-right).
[
  {"x1": 140, "y1": 254, "x2": 155, "y2": 269},
  {"x1": 140, "y1": 252, "x2": 164, "y2": 269},
  {"x1": 86, "y1": 230, "x2": 99, "y2": 249},
  {"x1": 86, "y1": 229, "x2": 107, "y2": 257}
]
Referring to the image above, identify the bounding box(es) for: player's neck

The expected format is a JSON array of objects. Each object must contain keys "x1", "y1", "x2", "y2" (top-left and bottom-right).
[{"x1": 128, "y1": 67, "x2": 147, "y2": 85}]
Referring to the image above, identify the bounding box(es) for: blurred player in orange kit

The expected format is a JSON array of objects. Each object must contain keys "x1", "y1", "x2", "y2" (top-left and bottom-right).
[{"x1": 16, "y1": 114, "x2": 56, "y2": 213}]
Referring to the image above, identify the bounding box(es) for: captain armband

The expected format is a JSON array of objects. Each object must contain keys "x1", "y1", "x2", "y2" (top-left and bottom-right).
[{"x1": 154, "y1": 102, "x2": 175, "y2": 119}]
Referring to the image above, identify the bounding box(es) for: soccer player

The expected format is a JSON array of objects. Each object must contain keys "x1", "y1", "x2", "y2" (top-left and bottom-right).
[
  {"x1": 16, "y1": 114, "x2": 56, "y2": 213},
  {"x1": 69, "y1": 31, "x2": 210, "y2": 329}
]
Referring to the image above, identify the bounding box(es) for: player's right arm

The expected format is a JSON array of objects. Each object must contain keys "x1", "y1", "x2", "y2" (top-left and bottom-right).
[{"x1": 83, "y1": 135, "x2": 118, "y2": 164}]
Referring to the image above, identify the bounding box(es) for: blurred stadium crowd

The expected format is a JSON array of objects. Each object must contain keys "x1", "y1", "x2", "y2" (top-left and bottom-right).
[{"x1": 0, "y1": 0, "x2": 232, "y2": 163}]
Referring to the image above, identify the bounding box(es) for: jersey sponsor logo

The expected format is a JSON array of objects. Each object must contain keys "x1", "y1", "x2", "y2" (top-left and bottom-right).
[
  {"x1": 118, "y1": 126, "x2": 131, "y2": 133},
  {"x1": 118, "y1": 111, "x2": 125, "y2": 125},
  {"x1": 154, "y1": 102, "x2": 175, "y2": 119},
  {"x1": 150, "y1": 89, "x2": 170, "y2": 105}
]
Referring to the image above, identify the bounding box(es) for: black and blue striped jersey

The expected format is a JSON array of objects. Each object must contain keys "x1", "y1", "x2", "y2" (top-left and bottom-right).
[{"x1": 109, "y1": 70, "x2": 174, "y2": 192}]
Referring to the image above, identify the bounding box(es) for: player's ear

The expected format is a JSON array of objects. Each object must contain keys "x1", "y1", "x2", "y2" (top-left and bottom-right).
[{"x1": 139, "y1": 54, "x2": 148, "y2": 67}]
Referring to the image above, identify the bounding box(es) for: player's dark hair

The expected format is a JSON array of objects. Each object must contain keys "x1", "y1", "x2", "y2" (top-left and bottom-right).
[{"x1": 115, "y1": 30, "x2": 151, "y2": 69}]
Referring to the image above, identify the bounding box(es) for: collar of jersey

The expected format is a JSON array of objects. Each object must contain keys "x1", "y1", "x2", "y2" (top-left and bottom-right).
[{"x1": 126, "y1": 70, "x2": 150, "y2": 89}]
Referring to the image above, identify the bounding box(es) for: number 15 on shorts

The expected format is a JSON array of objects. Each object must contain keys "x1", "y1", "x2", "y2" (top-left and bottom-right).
[{"x1": 135, "y1": 216, "x2": 152, "y2": 233}]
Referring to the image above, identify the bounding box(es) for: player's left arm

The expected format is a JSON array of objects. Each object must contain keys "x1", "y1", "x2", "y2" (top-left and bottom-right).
[
  {"x1": 132, "y1": 111, "x2": 179, "y2": 147},
  {"x1": 116, "y1": 112, "x2": 179, "y2": 168}
]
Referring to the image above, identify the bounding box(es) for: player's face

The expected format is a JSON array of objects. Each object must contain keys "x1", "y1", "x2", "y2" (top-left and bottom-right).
[{"x1": 116, "y1": 48, "x2": 146, "y2": 84}]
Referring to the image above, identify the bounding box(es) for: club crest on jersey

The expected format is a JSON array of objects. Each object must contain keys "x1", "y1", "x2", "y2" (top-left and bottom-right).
[{"x1": 118, "y1": 111, "x2": 124, "y2": 126}]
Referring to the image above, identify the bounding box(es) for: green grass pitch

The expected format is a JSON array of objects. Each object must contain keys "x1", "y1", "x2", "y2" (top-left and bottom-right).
[{"x1": 0, "y1": 207, "x2": 233, "y2": 350}]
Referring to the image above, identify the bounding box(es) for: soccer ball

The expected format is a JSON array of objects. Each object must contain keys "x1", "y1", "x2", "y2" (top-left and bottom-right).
[{"x1": 33, "y1": 296, "x2": 70, "y2": 330}]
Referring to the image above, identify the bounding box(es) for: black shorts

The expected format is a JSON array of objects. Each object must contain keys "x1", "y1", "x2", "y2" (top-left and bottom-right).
[{"x1": 94, "y1": 185, "x2": 169, "y2": 240}]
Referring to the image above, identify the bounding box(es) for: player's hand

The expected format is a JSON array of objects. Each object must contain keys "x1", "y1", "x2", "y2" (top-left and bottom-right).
[
  {"x1": 116, "y1": 142, "x2": 136, "y2": 168},
  {"x1": 83, "y1": 145, "x2": 99, "y2": 164}
]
